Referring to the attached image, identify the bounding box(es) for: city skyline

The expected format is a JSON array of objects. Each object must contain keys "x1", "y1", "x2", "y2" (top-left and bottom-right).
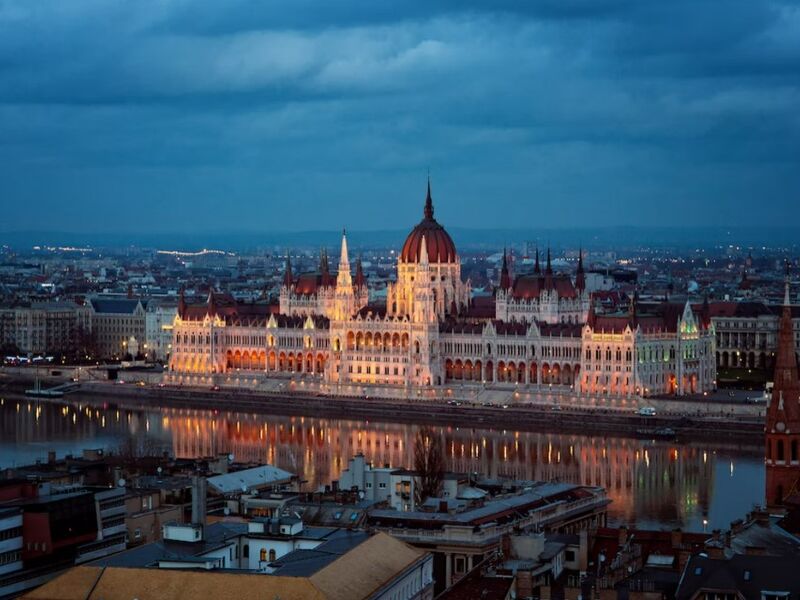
[{"x1": 1, "y1": 0, "x2": 799, "y2": 234}]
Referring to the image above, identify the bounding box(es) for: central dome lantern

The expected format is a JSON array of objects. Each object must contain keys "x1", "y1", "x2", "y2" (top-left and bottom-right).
[{"x1": 400, "y1": 179, "x2": 457, "y2": 264}]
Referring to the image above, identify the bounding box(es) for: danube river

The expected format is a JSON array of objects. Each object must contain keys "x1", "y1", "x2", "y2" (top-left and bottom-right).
[{"x1": 0, "y1": 395, "x2": 764, "y2": 533}]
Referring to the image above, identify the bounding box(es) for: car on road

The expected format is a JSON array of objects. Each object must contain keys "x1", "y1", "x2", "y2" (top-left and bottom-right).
[{"x1": 638, "y1": 406, "x2": 657, "y2": 416}]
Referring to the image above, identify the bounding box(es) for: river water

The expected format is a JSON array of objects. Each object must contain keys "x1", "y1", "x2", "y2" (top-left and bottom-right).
[{"x1": 0, "y1": 395, "x2": 764, "y2": 533}]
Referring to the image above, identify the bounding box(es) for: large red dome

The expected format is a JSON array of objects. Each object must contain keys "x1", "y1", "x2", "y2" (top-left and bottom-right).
[{"x1": 400, "y1": 182, "x2": 457, "y2": 264}]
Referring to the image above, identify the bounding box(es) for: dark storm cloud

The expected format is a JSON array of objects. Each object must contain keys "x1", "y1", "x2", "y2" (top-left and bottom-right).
[{"x1": 0, "y1": 0, "x2": 798, "y2": 233}]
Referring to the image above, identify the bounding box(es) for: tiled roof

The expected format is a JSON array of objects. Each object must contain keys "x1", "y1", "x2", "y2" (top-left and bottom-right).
[
  {"x1": 309, "y1": 532, "x2": 425, "y2": 600},
  {"x1": 511, "y1": 274, "x2": 577, "y2": 300}
]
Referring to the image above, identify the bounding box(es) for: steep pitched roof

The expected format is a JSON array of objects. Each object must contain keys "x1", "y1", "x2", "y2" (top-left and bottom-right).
[{"x1": 310, "y1": 532, "x2": 424, "y2": 600}]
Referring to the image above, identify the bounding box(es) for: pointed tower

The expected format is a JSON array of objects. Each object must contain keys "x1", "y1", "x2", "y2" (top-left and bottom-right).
[
  {"x1": 354, "y1": 256, "x2": 366, "y2": 289},
  {"x1": 206, "y1": 286, "x2": 216, "y2": 318},
  {"x1": 544, "y1": 247, "x2": 554, "y2": 289},
  {"x1": 334, "y1": 230, "x2": 355, "y2": 319},
  {"x1": 413, "y1": 234, "x2": 435, "y2": 323},
  {"x1": 765, "y1": 261, "x2": 800, "y2": 508},
  {"x1": 629, "y1": 289, "x2": 639, "y2": 327},
  {"x1": 499, "y1": 248, "x2": 511, "y2": 290},
  {"x1": 424, "y1": 175, "x2": 434, "y2": 220},
  {"x1": 337, "y1": 230, "x2": 352, "y2": 288},
  {"x1": 283, "y1": 252, "x2": 293, "y2": 288},
  {"x1": 586, "y1": 294, "x2": 596, "y2": 329},
  {"x1": 701, "y1": 293, "x2": 711, "y2": 329},
  {"x1": 534, "y1": 247, "x2": 541, "y2": 276},
  {"x1": 576, "y1": 246, "x2": 586, "y2": 292},
  {"x1": 178, "y1": 287, "x2": 186, "y2": 319}
]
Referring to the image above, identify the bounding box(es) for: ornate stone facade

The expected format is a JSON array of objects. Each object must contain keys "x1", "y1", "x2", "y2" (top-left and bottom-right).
[{"x1": 168, "y1": 181, "x2": 717, "y2": 396}]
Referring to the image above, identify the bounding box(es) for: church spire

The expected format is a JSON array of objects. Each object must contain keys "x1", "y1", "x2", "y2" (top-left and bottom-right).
[
  {"x1": 424, "y1": 176, "x2": 434, "y2": 220},
  {"x1": 576, "y1": 245, "x2": 586, "y2": 291},
  {"x1": 534, "y1": 247, "x2": 540, "y2": 275},
  {"x1": 765, "y1": 260, "x2": 800, "y2": 507}
]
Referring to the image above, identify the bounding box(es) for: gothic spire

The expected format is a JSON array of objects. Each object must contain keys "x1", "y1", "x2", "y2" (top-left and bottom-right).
[
  {"x1": 785, "y1": 260, "x2": 791, "y2": 306},
  {"x1": 207, "y1": 285, "x2": 216, "y2": 317},
  {"x1": 283, "y1": 252, "x2": 293, "y2": 287},
  {"x1": 545, "y1": 247, "x2": 553, "y2": 275},
  {"x1": 544, "y1": 246, "x2": 553, "y2": 289},
  {"x1": 499, "y1": 247, "x2": 511, "y2": 290},
  {"x1": 336, "y1": 230, "x2": 352, "y2": 288},
  {"x1": 419, "y1": 234, "x2": 429, "y2": 266},
  {"x1": 354, "y1": 255, "x2": 366, "y2": 288},
  {"x1": 534, "y1": 247, "x2": 541, "y2": 275},
  {"x1": 576, "y1": 245, "x2": 586, "y2": 291},
  {"x1": 178, "y1": 286, "x2": 186, "y2": 318},
  {"x1": 424, "y1": 175, "x2": 434, "y2": 220},
  {"x1": 768, "y1": 260, "x2": 799, "y2": 425}
]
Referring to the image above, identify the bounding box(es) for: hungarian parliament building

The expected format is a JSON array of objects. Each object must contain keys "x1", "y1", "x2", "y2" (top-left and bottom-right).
[{"x1": 168, "y1": 183, "x2": 716, "y2": 397}]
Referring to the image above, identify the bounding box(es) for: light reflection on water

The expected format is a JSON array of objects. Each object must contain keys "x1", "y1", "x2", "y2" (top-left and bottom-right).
[{"x1": 0, "y1": 396, "x2": 764, "y2": 532}]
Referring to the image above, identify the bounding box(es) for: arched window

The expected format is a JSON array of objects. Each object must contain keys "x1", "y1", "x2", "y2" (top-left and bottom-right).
[
  {"x1": 777, "y1": 440, "x2": 785, "y2": 462},
  {"x1": 269, "y1": 549, "x2": 277, "y2": 562}
]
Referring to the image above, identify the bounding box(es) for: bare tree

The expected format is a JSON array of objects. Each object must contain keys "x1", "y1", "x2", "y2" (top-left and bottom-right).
[{"x1": 414, "y1": 426, "x2": 444, "y2": 506}]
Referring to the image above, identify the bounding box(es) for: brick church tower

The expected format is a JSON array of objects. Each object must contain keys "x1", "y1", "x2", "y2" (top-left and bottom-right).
[{"x1": 765, "y1": 263, "x2": 800, "y2": 509}]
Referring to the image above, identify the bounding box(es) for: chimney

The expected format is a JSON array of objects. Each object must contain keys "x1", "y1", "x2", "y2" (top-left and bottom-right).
[
  {"x1": 671, "y1": 528, "x2": 683, "y2": 549},
  {"x1": 724, "y1": 530, "x2": 732, "y2": 548},
  {"x1": 753, "y1": 510, "x2": 770, "y2": 526},
  {"x1": 730, "y1": 519, "x2": 744, "y2": 534},
  {"x1": 711, "y1": 529, "x2": 721, "y2": 542},
  {"x1": 439, "y1": 500, "x2": 449, "y2": 513},
  {"x1": 191, "y1": 475, "x2": 208, "y2": 531},
  {"x1": 501, "y1": 534, "x2": 511, "y2": 558}
]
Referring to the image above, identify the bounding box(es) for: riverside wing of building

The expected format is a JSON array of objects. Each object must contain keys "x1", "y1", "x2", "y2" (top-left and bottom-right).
[{"x1": 167, "y1": 181, "x2": 715, "y2": 395}]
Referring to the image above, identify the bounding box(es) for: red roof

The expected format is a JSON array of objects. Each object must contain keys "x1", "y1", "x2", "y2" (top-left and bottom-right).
[
  {"x1": 293, "y1": 272, "x2": 333, "y2": 296},
  {"x1": 511, "y1": 274, "x2": 577, "y2": 300},
  {"x1": 180, "y1": 292, "x2": 279, "y2": 324},
  {"x1": 400, "y1": 181, "x2": 457, "y2": 264}
]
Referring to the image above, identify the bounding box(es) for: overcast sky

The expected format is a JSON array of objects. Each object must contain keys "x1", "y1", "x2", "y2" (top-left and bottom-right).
[{"x1": 1, "y1": 0, "x2": 798, "y2": 234}]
